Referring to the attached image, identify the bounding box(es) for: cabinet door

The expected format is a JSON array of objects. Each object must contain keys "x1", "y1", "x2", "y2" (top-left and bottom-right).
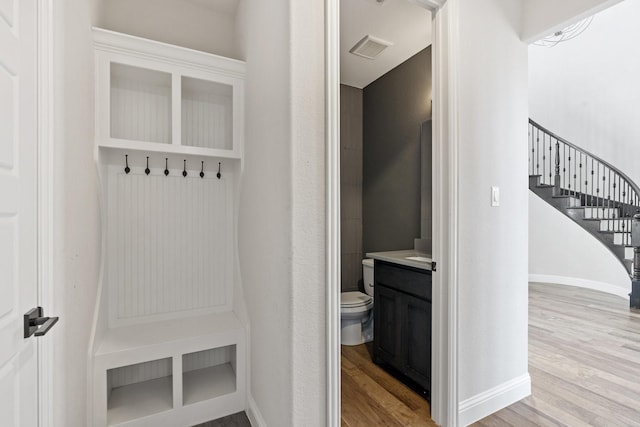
[
  {"x1": 403, "y1": 296, "x2": 431, "y2": 390},
  {"x1": 374, "y1": 285, "x2": 402, "y2": 367}
]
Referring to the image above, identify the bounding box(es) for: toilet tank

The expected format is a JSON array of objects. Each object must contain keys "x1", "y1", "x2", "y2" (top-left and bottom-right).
[{"x1": 362, "y1": 259, "x2": 374, "y2": 297}]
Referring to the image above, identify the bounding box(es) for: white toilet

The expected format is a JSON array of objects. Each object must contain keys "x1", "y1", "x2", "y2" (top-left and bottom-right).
[{"x1": 341, "y1": 259, "x2": 375, "y2": 346}]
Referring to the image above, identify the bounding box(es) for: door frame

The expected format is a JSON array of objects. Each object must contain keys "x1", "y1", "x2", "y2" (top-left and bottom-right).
[
  {"x1": 36, "y1": 0, "x2": 55, "y2": 425},
  {"x1": 324, "y1": 1, "x2": 458, "y2": 425}
]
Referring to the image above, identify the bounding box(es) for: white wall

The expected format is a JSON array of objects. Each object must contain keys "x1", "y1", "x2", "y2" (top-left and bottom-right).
[
  {"x1": 520, "y1": 0, "x2": 622, "y2": 43},
  {"x1": 237, "y1": 0, "x2": 326, "y2": 425},
  {"x1": 529, "y1": 194, "x2": 629, "y2": 297},
  {"x1": 236, "y1": 0, "x2": 292, "y2": 423},
  {"x1": 528, "y1": 0, "x2": 637, "y2": 298},
  {"x1": 97, "y1": 0, "x2": 241, "y2": 59},
  {"x1": 289, "y1": 2, "x2": 326, "y2": 424},
  {"x1": 445, "y1": 0, "x2": 530, "y2": 423},
  {"x1": 52, "y1": 0, "x2": 101, "y2": 425}
]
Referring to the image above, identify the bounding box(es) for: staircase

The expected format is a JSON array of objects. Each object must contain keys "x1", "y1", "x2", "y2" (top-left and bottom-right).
[{"x1": 528, "y1": 119, "x2": 640, "y2": 308}]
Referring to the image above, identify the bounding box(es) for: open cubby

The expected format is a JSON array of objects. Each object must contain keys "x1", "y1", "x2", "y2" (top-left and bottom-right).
[
  {"x1": 182, "y1": 346, "x2": 237, "y2": 406},
  {"x1": 107, "y1": 357, "x2": 173, "y2": 426},
  {"x1": 110, "y1": 63, "x2": 172, "y2": 144},
  {"x1": 181, "y1": 76, "x2": 233, "y2": 151}
]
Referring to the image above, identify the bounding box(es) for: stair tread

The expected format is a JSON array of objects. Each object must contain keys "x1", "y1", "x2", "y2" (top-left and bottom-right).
[
  {"x1": 536, "y1": 184, "x2": 554, "y2": 189},
  {"x1": 552, "y1": 195, "x2": 580, "y2": 200}
]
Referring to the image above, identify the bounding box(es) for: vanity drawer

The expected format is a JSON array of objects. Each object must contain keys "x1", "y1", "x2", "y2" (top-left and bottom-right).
[{"x1": 374, "y1": 261, "x2": 431, "y2": 301}]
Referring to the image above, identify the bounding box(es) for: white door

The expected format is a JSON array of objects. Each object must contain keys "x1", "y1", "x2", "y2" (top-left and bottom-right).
[{"x1": 0, "y1": 0, "x2": 40, "y2": 424}]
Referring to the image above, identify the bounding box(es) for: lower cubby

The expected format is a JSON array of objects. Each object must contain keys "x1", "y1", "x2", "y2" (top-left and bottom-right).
[
  {"x1": 93, "y1": 312, "x2": 246, "y2": 427},
  {"x1": 107, "y1": 358, "x2": 173, "y2": 426},
  {"x1": 183, "y1": 346, "x2": 236, "y2": 405}
]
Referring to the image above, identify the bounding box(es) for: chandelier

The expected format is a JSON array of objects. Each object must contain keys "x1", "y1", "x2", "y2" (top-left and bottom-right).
[{"x1": 534, "y1": 17, "x2": 594, "y2": 47}]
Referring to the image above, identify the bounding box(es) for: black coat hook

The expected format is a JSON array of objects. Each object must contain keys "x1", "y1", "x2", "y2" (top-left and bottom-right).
[
  {"x1": 200, "y1": 161, "x2": 205, "y2": 178},
  {"x1": 183, "y1": 160, "x2": 188, "y2": 177},
  {"x1": 124, "y1": 155, "x2": 130, "y2": 174},
  {"x1": 164, "y1": 158, "x2": 169, "y2": 176},
  {"x1": 217, "y1": 162, "x2": 221, "y2": 179},
  {"x1": 145, "y1": 156, "x2": 150, "y2": 175}
]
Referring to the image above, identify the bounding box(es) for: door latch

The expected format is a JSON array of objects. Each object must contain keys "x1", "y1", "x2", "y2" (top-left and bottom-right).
[
  {"x1": 431, "y1": 261, "x2": 437, "y2": 272},
  {"x1": 24, "y1": 307, "x2": 59, "y2": 338}
]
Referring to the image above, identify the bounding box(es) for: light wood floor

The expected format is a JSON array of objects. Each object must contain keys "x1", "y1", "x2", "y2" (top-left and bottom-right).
[
  {"x1": 475, "y1": 282, "x2": 640, "y2": 427},
  {"x1": 342, "y1": 283, "x2": 640, "y2": 427}
]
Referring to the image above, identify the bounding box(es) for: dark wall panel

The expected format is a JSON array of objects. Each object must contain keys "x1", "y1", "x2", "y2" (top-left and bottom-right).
[
  {"x1": 340, "y1": 84, "x2": 363, "y2": 291},
  {"x1": 363, "y1": 47, "x2": 432, "y2": 253}
]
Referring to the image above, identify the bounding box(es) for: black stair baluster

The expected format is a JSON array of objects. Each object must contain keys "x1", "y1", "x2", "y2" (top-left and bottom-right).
[
  {"x1": 573, "y1": 148, "x2": 577, "y2": 198},
  {"x1": 536, "y1": 127, "x2": 540, "y2": 178},
  {"x1": 608, "y1": 168, "x2": 611, "y2": 233},
  {"x1": 589, "y1": 159, "x2": 594, "y2": 211},
  {"x1": 567, "y1": 148, "x2": 572, "y2": 194},
  {"x1": 579, "y1": 153, "x2": 583, "y2": 200},
  {"x1": 563, "y1": 144, "x2": 566, "y2": 193},
  {"x1": 623, "y1": 181, "x2": 627, "y2": 245},
  {"x1": 617, "y1": 174, "x2": 621, "y2": 221},
  {"x1": 544, "y1": 132, "x2": 548, "y2": 184}
]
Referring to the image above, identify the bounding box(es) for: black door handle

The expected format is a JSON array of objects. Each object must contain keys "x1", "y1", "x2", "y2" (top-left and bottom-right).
[{"x1": 24, "y1": 307, "x2": 59, "y2": 338}]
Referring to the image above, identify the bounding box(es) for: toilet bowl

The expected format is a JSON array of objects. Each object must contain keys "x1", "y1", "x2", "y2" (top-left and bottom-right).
[{"x1": 340, "y1": 259, "x2": 374, "y2": 346}]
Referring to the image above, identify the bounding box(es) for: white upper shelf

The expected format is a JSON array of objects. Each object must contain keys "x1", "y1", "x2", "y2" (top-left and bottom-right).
[{"x1": 93, "y1": 27, "x2": 245, "y2": 160}]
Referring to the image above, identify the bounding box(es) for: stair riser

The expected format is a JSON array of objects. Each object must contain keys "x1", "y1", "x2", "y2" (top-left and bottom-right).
[
  {"x1": 584, "y1": 207, "x2": 620, "y2": 219},
  {"x1": 613, "y1": 233, "x2": 630, "y2": 246},
  {"x1": 598, "y1": 219, "x2": 632, "y2": 232},
  {"x1": 626, "y1": 246, "x2": 635, "y2": 261}
]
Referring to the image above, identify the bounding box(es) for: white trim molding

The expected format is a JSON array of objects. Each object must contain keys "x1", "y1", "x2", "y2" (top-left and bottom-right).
[
  {"x1": 36, "y1": 0, "x2": 55, "y2": 425},
  {"x1": 529, "y1": 274, "x2": 629, "y2": 299},
  {"x1": 458, "y1": 374, "x2": 531, "y2": 426},
  {"x1": 247, "y1": 394, "x2": 267, "y2": 427},
  {"x1": 431, "y1": 1, "x2": 458, "y2": 425},
  {"x1": 325, "y1": 0, "x2": 341, "y2": 426}
]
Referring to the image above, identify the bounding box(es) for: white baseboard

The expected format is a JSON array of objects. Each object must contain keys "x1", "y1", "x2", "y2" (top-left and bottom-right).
[
  {"x1": 529, "y1": 274, "x2": 629, "y2": 299},
  {"x1": 247, "y1": 394, "x2": 267, "y2": 427},
  {"x1": 458, "y1": 373, "x2": 531, "y2": 426}
]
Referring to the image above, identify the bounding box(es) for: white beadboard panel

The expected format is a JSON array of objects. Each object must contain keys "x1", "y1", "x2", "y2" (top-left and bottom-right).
[
  {"x1": 107, "y1": 357, "x2": 172, "y2": 396},
  {"x1": 107, "y1": 167, "x2": 233, "y2": 325},
  {"x1": 110, "y1": 63, "x2": 172, "y2": 144},
  {"x1": 182, "y1": 346, "x2": 234, "y2": 374},
  {"x1": 181, "y1": 76, "x2": 232, "y2": 150}
]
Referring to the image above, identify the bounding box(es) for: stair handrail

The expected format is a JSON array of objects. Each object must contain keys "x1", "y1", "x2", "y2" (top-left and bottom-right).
[{"x1": 529, "y1": 118, "x2": 640, "y2": 205}]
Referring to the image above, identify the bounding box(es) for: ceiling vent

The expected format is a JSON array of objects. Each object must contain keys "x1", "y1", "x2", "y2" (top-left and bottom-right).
[{"x1": 349, "y1": 35, "x2": 393, "y2": 60}]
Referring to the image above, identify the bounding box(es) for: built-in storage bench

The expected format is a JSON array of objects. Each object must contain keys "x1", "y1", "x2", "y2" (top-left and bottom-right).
[
  {"x1": 90, "y1": 28, "x2": 247, "y2": 427},
  {"x1": 94, "y1": 312, "x2": 245, "y2": 426}
]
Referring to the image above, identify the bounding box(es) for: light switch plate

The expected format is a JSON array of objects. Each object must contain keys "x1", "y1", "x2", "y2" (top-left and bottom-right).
[{"x1": 491, "y1": 186, "x2": 499, "y2": 207}]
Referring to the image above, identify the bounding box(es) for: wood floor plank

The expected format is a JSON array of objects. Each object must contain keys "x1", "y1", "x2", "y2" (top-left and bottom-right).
[
  {"x1": 475, "y1": 283, "x2": 640, "y2": 427},
  {"x1": 342, "y1": 356, "x2": 432, "y2": 427},
  {"x1": 341, "y1": 343, "x2": 434, "y2": 426},
  {"x1": 342, "y1": 344, "x2": 427, "y2": 411}
]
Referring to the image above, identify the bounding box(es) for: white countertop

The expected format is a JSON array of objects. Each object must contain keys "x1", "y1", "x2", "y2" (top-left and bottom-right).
[{"x1": 366, "y1": 250, "x2": 432, "y2": 270}]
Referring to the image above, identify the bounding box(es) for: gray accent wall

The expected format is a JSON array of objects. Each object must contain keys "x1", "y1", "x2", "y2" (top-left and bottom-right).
[
  {"x1": 340, "y1": 84, "x2": 363, "y2": 291},
  {"x1": 363, "y1": 47, "x2": 432, "y2": 254}
]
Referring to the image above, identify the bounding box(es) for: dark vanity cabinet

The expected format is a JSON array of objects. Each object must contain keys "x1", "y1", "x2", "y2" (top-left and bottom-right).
[{"x1": 373, "y1": 260, "x2": 432, "y2": 395}]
